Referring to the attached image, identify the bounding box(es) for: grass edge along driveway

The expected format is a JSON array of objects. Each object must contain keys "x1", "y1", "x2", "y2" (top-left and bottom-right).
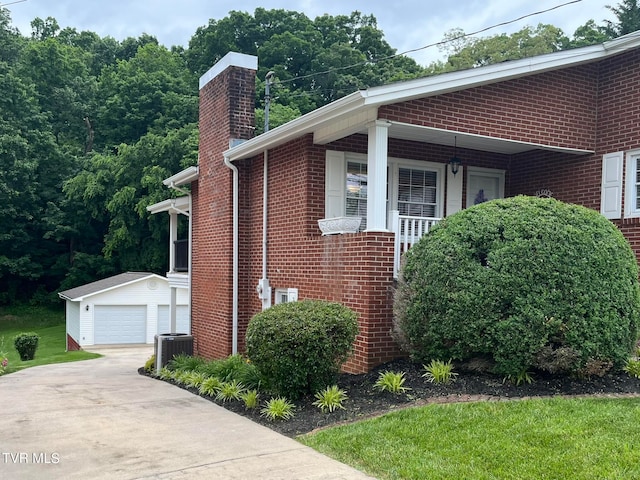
[
  {"x1": 0, "y1": 306, "x2": 100, "y2": 374},
  {"x1": 300, "y1": 396, "x2": 640, "y2": 480}
]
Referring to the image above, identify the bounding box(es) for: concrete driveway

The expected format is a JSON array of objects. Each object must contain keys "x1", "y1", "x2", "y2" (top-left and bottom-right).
[{"x1": 1, "y1": 346, "x2": 375, "y2": 480}]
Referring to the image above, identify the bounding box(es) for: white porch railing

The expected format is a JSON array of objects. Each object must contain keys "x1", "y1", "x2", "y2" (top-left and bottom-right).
[{"x1": 390, "y1": 210, "x2": 441, "y2": 278}]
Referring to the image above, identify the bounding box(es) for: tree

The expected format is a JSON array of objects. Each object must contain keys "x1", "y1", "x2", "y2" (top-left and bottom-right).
[
  {"x1": 187, "y1": 9, "x2": 424, "y2": 115},
  {"x1": 63, "y1": 125, "x2": 199, "y2": 274},
  {"x1": 567, "y1": 19, "x2": 611, "y2": 48},
  {"x1": 0, "y1": 61, "x2": 69, "y2": 302},
  {"x1": 18, "y1": 36, "x2": 96, "y2": 152},
  {"x1": 394, "y1": 197, "x2": 640, "y2": 377},
  {"x1": 605, "y1": 0, "x2": 640, "y2": 37},
  {"x1": 95, "y1": 42, "x2": 197, "y2": 148},
  {"x1": 439, "y1": 24, "x2": 568, "y2": 71}
]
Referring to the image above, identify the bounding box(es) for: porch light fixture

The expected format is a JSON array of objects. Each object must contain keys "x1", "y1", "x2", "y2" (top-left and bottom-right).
[{"x1": 449, "y1": 136, "x2": 462, "y2": 175}]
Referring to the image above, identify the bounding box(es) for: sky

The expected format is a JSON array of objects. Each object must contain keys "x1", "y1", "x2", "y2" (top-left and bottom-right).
[{"x1": 3, "y1": 0, "x2": 616, "y2": 65}]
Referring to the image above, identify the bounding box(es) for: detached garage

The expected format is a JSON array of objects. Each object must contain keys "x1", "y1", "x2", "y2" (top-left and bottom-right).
[{"x1": 58, "y1": 272, "x2": 189, "y2": 350}]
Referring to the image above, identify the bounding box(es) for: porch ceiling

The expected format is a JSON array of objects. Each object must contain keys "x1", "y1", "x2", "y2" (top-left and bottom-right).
[{"x1": 385, "y1": 122, "x2": 595, "y2": 156}]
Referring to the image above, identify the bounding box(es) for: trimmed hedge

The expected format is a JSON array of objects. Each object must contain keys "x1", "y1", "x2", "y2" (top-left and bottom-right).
[
  {"x1": 14, "y1": 332, "x2": 39, "y2": 361},
  {"x1": 245, "y1": 300, "x2": 358, "y2": 399},
  {"x1": 394, "y1": 196, "x2": 640, "y2": 376}
]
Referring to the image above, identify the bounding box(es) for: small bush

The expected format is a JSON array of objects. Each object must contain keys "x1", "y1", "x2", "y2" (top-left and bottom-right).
[
  {"x1": 184, "y1": 371, "x2": 208, "y2": 389},
  {"x1": 168, "y1": 354, "x2": 205, "y2": 372},
  {"x1": 623, "y1": 359, "x2": 640, "y2": 378},
  {"x1": 422, "y1": 360, "x2": 458, "y2": 384},
  {"x1": 313, "y1": 385, "x2": 348, "y2": 413},
  {"x1": 197, "y1": 354, "x2": 262, "y2": 389},
  {"x1": 144, "y1": 355, "x2": 156, "y2": 373},
  {"x1": 261, "y1": 397, "x2": 295, "y2": 421},
  {"x1": 172, "y1": 370, "x2": 191, "y2": 385},
  {"x1": 0, "y1": 337, "x2": 8, "y2": 375},
  {"x1": 158, "y1": 367, "x2": 173, "y2": 380},
  {"x1": 215, "y1": 380, "x2": 245, "y2": 402},
  {"x1": 503, "y1": 371, "x2": 535, "y2": 386},
  {"x1": 394, "y1": 196, "x2": 640, "y2": 376},
  {"x1": 199, "y1": 377, "x2": 223, "y2": 397},
  {"x1": 374, "y1": 371, "x2": 410, "y2": 394},
  {"x1": 246, "y1": 300, "x2": 358, "y2": 399},
  {"x1": 14, "y1": 332, "x2": 39, "y2": 361},
  {"x1": 241, "y1": 390, "x2": 260, "y2": 410}
]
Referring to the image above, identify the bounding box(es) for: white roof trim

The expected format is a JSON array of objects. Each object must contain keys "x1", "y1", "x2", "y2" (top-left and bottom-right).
[
  {"x1": 58, "y1": 273, "x2": 166, "y2": 301},
  {"x1": 146, "y1": 195, "x2": 190, "y2": 215},
  {"x1": 224, "y1": 91, "x2": 366, "y2": 161},
  {"x1": 163, "y1": 166, "x2": 198, "y2": 187},
  {"x1": 224, "y1": 31, "x2": 640, "y2": 162}
]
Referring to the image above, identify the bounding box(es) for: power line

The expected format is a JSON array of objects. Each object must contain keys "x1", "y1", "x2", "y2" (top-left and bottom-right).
[
  {"x1": 0, "y1": 0, "x2": 28, "y2": 7},
  {"x1": 275, "y1": 0, "x2": 582, "y2": 87}
]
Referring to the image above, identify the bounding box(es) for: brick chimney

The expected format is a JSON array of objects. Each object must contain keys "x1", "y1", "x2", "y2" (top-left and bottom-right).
[{"x1": 190, "y1": 52, "x2": 257, "y2": 359}]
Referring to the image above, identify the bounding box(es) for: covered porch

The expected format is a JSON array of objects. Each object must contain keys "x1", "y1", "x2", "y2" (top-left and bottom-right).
[{"x1": 319, "y1": 122, "x2": 594, "y2": 279}]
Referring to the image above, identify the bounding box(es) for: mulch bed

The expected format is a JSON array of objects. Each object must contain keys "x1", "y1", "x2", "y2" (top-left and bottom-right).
[{"x1": 140, "y1": 358, "x2": 640, "y2": 438}]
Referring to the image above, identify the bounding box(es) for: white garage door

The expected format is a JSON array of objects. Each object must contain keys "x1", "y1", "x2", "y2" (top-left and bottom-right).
[
  {"x1": 157, "y1": 305, "x2": 190, "y2": 334},
  {"x1": 94, "y1": 305, "x2": 147, "y2": 344}
]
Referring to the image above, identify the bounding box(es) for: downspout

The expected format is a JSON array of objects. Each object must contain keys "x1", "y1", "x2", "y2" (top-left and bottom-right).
[
  {"x1": 167, "y1": 182, "x2": 192, "y2": 335},
  {"x1": 223, "y1": 154, "x2": 240, "y2": 355}
]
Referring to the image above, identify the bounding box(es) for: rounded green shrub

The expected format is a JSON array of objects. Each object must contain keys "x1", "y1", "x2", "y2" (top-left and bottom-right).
[
  {"x1": 394, "y1": 196, "x2": 640, "y2": 377},
  {"x1": 245, "y1": 300, "x2": 358, "y2": 399},
  {"x1": 14, "y1": 332, "x2": 39, "y2": 361}
]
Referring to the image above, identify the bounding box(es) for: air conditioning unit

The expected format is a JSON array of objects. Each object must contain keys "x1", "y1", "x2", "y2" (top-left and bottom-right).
[{"x1": 155, "y1": 333, "x2": 193, "y2": 373}]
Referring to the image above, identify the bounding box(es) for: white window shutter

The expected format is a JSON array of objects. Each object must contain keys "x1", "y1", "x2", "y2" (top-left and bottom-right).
[
  {"x1": 601, "y1": 152, "x2": 623, "y2": 219},
  {"x1": 446, "y1": 166, "x2": 463, "y2": 216},
  {"x1": 325, "y1": 150, "x2": 345, "y2": 218}
]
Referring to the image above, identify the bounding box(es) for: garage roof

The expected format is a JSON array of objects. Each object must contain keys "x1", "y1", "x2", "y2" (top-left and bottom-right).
[{"x1": 58, "y1": 272, "x2": 163, "y2": 301}]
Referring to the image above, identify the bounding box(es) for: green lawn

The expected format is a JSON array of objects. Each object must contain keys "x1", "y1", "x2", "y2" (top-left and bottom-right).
[
  {"x1": 0, "y1": 305, "x2": 100, "y2": 373},
  {"x1": 300, "y1": 397, "x2": 640, "y2": 480}
]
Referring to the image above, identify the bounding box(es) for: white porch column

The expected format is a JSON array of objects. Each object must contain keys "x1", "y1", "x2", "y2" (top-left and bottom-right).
[
  {"x1": 169, "y1": 210, "x2": 178, "y2": 273},
  {"x1": 170, "y1": 286, "x2": 177, "y2": 333},
  {"x1": 366, "y1": 120, "x2": 390, "y2": 232}
]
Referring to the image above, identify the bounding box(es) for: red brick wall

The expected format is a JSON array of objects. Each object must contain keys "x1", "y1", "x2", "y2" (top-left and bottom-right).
[
  {"x1": 235, "y1": 136, "x2": 400, "y2": 373},
  {"x1": 191, "y1": 64, "x2": 256, "y2": 359},
  {"x1": 67, "y1": 334, "x2": 81, "y2": 351},
  {"x1": 192, "y1": 48, "x2": 640, "y2": 373},
  {"x1": 597, "y1": 49, "x2": 640, "y2": 259},
  {"x1": 380, "y1": 63, "x2": 599, "y2": 152}
]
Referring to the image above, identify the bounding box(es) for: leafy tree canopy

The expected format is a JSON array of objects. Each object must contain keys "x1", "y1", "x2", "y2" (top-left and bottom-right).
[{"x1": 0, "y1": 2, "x2": 638, "y2": 303}]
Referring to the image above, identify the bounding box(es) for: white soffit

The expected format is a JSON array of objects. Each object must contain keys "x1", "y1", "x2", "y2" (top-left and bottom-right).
[
  {"x1": 163, "y1": 166, "x2": 198, "y2": 187},
  {"x1": 146, "y1": 195, "x2": 190, "y2": 214},
  {"x1": 386, "y1": 123, "x2": 594, "y2": 156}
]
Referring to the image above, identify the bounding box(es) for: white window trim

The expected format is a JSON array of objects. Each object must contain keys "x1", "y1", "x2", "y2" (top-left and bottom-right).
[
  {"x1": 466, "y1": 166, "x2": 505, "y2": 207},
  {"x1": 340, "y1": 151, "x2": 446, "y2": 219},
  {"x1": 274, "y1": 288, "x2": 298, "y2": 304},
  {"x1": 624, "y1": 149, "x2": 640, "y2": 218}
]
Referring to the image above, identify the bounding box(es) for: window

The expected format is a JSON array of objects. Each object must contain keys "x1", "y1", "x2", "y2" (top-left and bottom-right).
[
  {"x1": 326, "y1": 151, "x2": 444, "y2": 226},
  {"x1": 397, "y1": 167, "x2": 438, "y2": 217},
  {"x1": 275, "y1": 288, "x2": 298, "y2": 304},
  {"x1": 346, "y1": 161, "x2": 368, "y2": 228},
  {"x1": 623, "y1": 150, "x2": 640, "y2": 219}
]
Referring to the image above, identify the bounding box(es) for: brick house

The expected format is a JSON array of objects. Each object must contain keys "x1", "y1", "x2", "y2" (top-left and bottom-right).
[{"x1": 148, "y1": 31, "x2": 640, "y2": 373}]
